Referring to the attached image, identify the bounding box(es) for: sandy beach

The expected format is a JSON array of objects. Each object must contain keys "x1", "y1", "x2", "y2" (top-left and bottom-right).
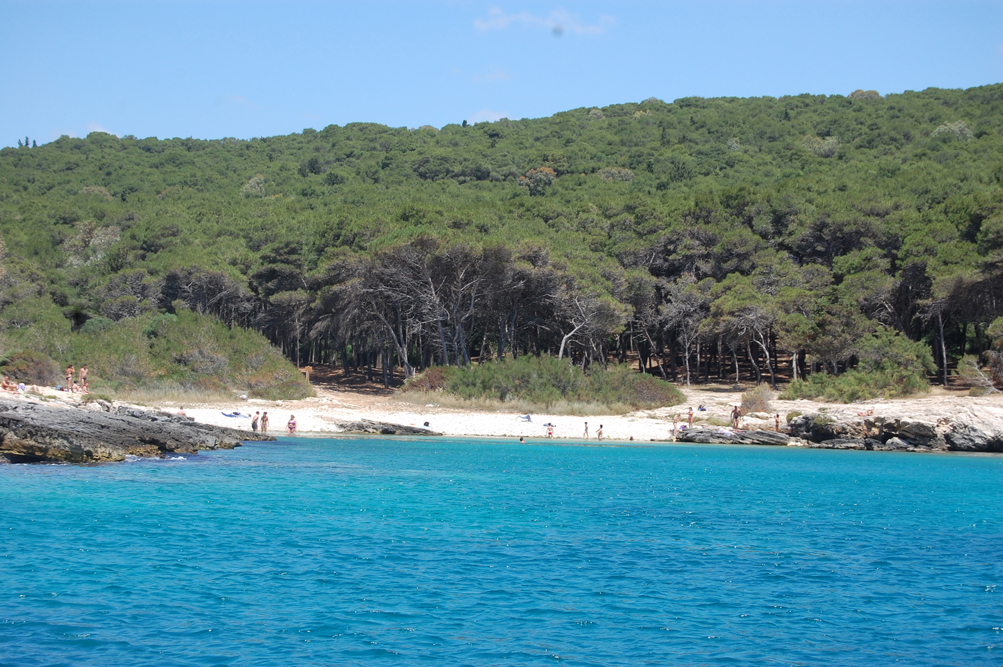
[{"x1": 150, "y1": 381, "x2": 1003, "y2": 443}]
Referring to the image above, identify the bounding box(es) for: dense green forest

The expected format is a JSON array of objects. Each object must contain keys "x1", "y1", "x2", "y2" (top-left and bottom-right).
[{"x1": 2, "y1": 84, "x2": 1003, "y2": 397}]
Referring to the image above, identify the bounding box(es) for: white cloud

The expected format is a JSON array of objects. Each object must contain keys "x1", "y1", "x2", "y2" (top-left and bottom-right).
[
  {"x1": 467, "y1": 108, "x2": 510, "y2": 124},
  {"x1": 87, "y1": 122, "x2": 115, "y2": 135},
  {"x1": 474, "y1": 7, "x2": 614, "y2": 35}
]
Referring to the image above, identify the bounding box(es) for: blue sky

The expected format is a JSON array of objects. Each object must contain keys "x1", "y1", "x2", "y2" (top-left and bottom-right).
[{"x1": 2, "y1": 1, "x2": 1001, "y2": 147}]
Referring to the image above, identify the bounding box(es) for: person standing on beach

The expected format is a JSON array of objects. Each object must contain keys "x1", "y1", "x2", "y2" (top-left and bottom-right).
[
  {"x1": 79, "y1": 364, "x2": 88, "y2": 387},
  {"x1": 65, "y1": 364, "x2": 74, "y2": 391},
  {"x1": 287, "y1": 415, "x2": 297, "y2": 435},
  {"x1": 672, "y1": 413, "x2": 679, "y2": 441},
  {"x1": 583, "y1": 421, "x2": 589, "y2": 439},
  {"x1": 687, "y1": 407, "x2": 694, "y2": 427},
  {"x1": 775, "y1": 414, "x2": 780, "y2": 432},
  {"x1": 596, "y1": 424, "x2": 603, "y2": 441},
  {"x1": 251, "y1": 412, "x2": 260, "y2": 433},
  {"x1": 261, "y1": 412, "x2": 269, "y2": 434},
  {"x1": 731, "y1": 405, "x2": 741, "y2": 429}
]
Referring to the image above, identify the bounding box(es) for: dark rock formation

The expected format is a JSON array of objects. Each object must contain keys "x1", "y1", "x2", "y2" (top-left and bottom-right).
[
  {"x1": 788, "y1": 409, "x2": 1003, "y2": 452},
  {"x1": 335, "y1": 419, "x2": 442, "y2": 436},
  {"x1": 945, "y1": 409, "x2": 1003, "y2": 452},
  {"x1": 676, "y1": 427, "x2": 789, "y2": 446},
  {"x1": 0, "y1": 398, "x2": 273, "y2": 463}
]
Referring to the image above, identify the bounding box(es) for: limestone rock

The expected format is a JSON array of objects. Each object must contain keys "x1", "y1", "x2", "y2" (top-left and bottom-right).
[
  {"x1": 945, "y1": 406, "x2": 1003, "y2": 452},
  {"x1": 734, "y1": 430, "x2": 789, "y2": 446},
  {"x1": 335, "y1": 419, "x2": 442, "y2": 436},
  {"x1": 814, "y1": 438, "x2": 867, "y2": 450},
  {"x1": 675, "y1": 428, "x2": 788, "y2": 446},
  {"x1": 0, "y1": 397, "x2": 273, "y2": 463},
  {"x1": 873, "y1": 436, "x2": 911, "y2": 451},
  {"x1": 676, "y1": 428, "x2": 732, "y2": 444}
]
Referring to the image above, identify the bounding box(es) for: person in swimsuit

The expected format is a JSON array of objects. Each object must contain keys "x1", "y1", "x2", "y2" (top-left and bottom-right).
[
  {"x1": 731, "y1": 405, "x2": 741, "y2": 429},
  {"x1": 672, "y1": 413, "x2": 679, "y2": 441},
  {"x1": 287, "y1": 415, "x2": 297, "y2": 435},
  {"x1": 65, "y1": 365, "x2": 74, "y2": 391},
  {"x1": 583, "y1": 421, "x2": 589, "y2": 439},
  {"x1": 178, "y1": 406, "x2": 186, "y2": 416},
  {"x1": 79, "y1": 364, "x2": 88, "y2": 386},
  {"x1": 687, "y1": 407, "x2": 694, "y2": 427},
  {"x1": 251, "y1": 411, "x2": 260, "y2": 432},
  {"x1": 261, "y1": 412, "x2": 269, "y2": 433},
  {"x1": 775, "y1": 414, "x2": 780, "y2": 432},
  {"x1": 596, "y1": 424, "x2": 603, "y2": 441}
]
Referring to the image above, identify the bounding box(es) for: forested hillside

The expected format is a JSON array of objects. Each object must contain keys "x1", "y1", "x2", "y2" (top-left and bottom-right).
[{"x1": 2, "y1": 84, "x2": 1003, "y2": 395}]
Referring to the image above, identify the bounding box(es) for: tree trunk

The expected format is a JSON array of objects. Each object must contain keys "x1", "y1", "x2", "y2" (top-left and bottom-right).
[
  {"x1": 938, "y1": 311, "x2": 949, "y2": 387},
  {"x1": 747, "y1": 339, "x2": 761, "y2": 385},
  {"x1": 382, "y1": 345, "x2": 390, "y2": 388}
]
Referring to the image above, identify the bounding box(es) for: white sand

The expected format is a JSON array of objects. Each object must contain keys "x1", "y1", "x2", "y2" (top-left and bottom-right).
[{"x1": 160, "y1": 384, "x2": 1003, "y2": 443}]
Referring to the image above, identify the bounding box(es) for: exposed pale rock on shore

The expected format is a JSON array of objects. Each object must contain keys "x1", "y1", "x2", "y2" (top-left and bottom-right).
[
  {"x1": 0, "y1": 397, "x2": 273, "y2": 463},
  {"x1": 787, "y1": 407, "x2": 1003, "y2": 452},
  {"x1": 677, "y1": 428, "x2": 789, "y2": 446},
  {"x1": 334, "y1": 419, "x2": 442, "y2": 436}
]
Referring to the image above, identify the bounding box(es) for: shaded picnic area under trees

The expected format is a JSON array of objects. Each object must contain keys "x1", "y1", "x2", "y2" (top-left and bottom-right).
[{"x1": 2, "y1": 84, "x2": 1003, "y2": 399}]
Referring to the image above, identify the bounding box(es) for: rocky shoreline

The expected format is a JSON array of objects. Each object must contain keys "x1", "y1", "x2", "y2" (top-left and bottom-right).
[
  {"x1": 677, "y1": 405, "x2": 1003, "y2": 452},
  {"x1": 0, "y1": 396, "x2": 273, "y2": 464}
]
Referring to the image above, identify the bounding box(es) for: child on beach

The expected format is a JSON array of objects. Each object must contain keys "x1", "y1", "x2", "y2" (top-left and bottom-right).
[{"x1": 583, "y1": 421, "x2": 589, "y2": 439}]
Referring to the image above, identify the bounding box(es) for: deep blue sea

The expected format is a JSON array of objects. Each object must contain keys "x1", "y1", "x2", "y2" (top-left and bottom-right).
[{"x1": 1, "y1": 437, "x2": 1001, "y2": 666}]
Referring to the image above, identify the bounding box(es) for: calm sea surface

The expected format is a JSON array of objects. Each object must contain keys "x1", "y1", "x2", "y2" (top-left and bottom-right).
[{"x1": 1, "y1": 437, "x2": 1001, "y2": 666}]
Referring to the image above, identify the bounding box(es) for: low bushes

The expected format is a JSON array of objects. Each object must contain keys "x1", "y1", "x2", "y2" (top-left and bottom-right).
[
  {"x1": 0, "y1": 350, "x2": 62, "y2": 385},
  {"x1": 780, "y1": 328, "x2": 934, "y2": 403},
  {"x1": 0, "y1": 299, "x2": 312, "y2": 400},
  {"x1": 401, "y1": 355, "x2": 684, "y2": 414},
  {"x1": 741, "y1": 384, "x2": 773, "y2": 414}
]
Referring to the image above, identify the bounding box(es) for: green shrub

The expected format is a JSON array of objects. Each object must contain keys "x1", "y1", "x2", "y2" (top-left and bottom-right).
[
  {"x1": 786, "y1": 411, "x2": 802, "y2": 424},
  {"x1": 780, "y1": 328, "x2": 934, "y2": 402},
  {"x1": 0, "y1": 350, "x2": 62, "y2": 385},
  {"x1": 404, "y1": 356, "x2": 684, "y2": 413},
  {"x1": 74, "y1": 310, "x2": 312, "y2": 400},
  {"x1": 80, "y1": 317, "x2": 115, "y2": 335}
]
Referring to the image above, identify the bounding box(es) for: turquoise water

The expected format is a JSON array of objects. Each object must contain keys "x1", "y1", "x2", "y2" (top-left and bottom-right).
[{"x1": 1, "y1": 438, "x2": 1001, "y2": 666}]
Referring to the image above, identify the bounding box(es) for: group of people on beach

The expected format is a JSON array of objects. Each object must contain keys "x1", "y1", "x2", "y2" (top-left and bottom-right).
[
  {"x1": 63, "y1": 364, "x2": 89, "y2": 394},
  {"x1": 582, "y1": 421, "x2": 604, "y2": 440},
  {"x1": 248, "y1": 411, "x2": 298, "y2": 436},
  {"x1": 1, "y1": 376, "x2": 26, "y2": 393},
  {"x1": 250, "y1": 411, "x2": 270, "y2": 433}
]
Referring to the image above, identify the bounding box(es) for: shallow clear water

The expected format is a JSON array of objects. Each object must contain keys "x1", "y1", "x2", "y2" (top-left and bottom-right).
[{"x1": 1, "y1": 438, "x2": 1001, "y2": 666}]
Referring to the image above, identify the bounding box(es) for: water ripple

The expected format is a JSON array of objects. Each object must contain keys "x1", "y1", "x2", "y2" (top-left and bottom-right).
[{"x1": 1, "y1": 439, "x2": 1001, "y2": 665}]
